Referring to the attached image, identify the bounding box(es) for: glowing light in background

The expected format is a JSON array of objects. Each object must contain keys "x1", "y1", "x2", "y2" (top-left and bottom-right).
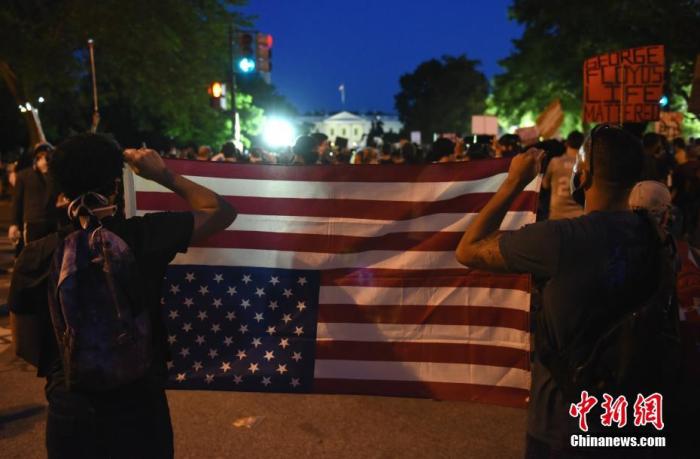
[{"x1": 262, "y1": 117, "x2": 295, "y2": 148}]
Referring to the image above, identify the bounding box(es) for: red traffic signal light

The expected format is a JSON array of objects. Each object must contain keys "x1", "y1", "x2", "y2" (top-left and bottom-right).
[{"x1": 256, "y1": 33, "x2": 273, "y2": 73}]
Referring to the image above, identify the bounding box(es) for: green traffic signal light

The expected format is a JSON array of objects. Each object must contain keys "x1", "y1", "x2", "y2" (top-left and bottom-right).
[{"x1": 238, "y1": 57, "x2": 256, "y2": 73}]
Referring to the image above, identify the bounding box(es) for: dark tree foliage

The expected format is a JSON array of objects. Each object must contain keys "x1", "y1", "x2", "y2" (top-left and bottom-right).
[
  {"x1": 493, "y1": 0, "x2": 700, "y2": 124},
  {"x1": 0, "y1": 0, "x2": 250, "y2": 149},
  {"x1": 394, "y1": 55, "x2": 488, "y2": 140}
]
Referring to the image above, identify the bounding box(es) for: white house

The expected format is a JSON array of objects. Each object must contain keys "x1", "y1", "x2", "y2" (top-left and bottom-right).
[{"x1": 300, "y1": 111, "x2": 403, "y2": 147}]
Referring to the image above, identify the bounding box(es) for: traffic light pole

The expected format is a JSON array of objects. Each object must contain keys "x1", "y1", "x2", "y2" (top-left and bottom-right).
[{"x1": 228, "y1": 23, "x2": 239, "y2": 145}]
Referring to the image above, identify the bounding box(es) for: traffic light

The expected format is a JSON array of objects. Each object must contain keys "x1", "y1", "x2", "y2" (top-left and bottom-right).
[
  {"x1": 256, "y1": 33, "x2": 273, "y2": 73},
  {"x1": 208, "y1": 81, "x2": 227, "y2": 110},
  {"x1": 236, "y1": 32, "x2": 256, "y2": 74}
]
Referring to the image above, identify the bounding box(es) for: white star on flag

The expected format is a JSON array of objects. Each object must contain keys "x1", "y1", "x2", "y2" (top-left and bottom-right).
[
  {"x1": 223, "y1": 336, "x2": 234, "y2": 346},
  {"x1": 220, "y1": 362, "x2": 232, "y2": 372},
  {"x1": 212, "y1": 298, "x2": 223, "y2": 308},
  {"x1": 195, "y1": 335, "x2": 205, "y2": 345},
  {"x1": 296, "y1": 301, "x2": 306, "y2": 312},
  {"x1": 225, "y1": 311, "x2": 237, "y2": 321},
  {"x1": 169, "y1": 284, "x2": 180, "y2": 294},
  {"x1": 294, "y1": 326, "x2": 304, "y2": 336},
  {"x1": 208, "y1": 349, "x2": 219, "y2": 359},
  {"x1": 281, "y1": 314, "x2": 292, "y2": 324},
  {"x1": 233, "y1": 375, "x2": 243, "y2": 384},
  {"x1": 263, "y1": 350, "x2": 275, "y2": 361},
  {"x1": 192, "y1": 361, "x2": 203, "y2": 371},
  {"x1": 282, "y1": 289, "x2": 293, "y2": 298},
  {"x1": 198, "y1": 285, "x2": 209, "y2": 296},
  {"x1": 238, "y1": 324, "x2": 249, "y2": 334},
  {"x1": 184, "y1": 272, "x2": 195, "y2": 282},
  {"x1": 236, "y1": 350, "x2": 247, "y2": 360},
  {"x1": 248, "y1": 362, "x2": 260, "y2": 374},
  {"x1": 211, "y1": 323, "x2": 221, "y2": 333},
  {"x1": 266, "y1": 326, "x2": 276, "y2": 335},
  {"x1": 241, "y1": 299, "x2": 251, "y2": 309},
  {"x1": 227, "y1": 286, "x2": 237, "y2": 296},
  {"x1": 205, "y1": 374, "x2": 215, "y2": 384},
  {"x1": 268, "y1": 301, "x2": 279, "y2": 310},
  {"x1": 290, "y1": 378, "x2": 300, "y2": 388},
  {"x1": 166, "y1": 360, "x2": 174, "y2": 369},
  {"x1": 269, "y1": 276, "x2": 280, "y2": 285},
  {"x1": 182, "y1": 323, "x2": 192, "y2": 332},
  {"x1": 242, "y1": 274, "x2": 252, "y2": 284},
  {"x1": 291, "y1": 352, "x2": 302, "y2": 362},
  {"x1": 297, "y1": 277, "x2": 307, "y2": 286},
  {"x1": 197, "y1": 310, "x2": 208, "y2": 321},
  {"x1": 213, "y1": 274, "x2": 224, "y2": 283},
  {"x1": 255, "y1": 287, "x2": 265, "y2": 298},
  {"x1": 176, "y1": 373, "x2": 186, "y2": 382},
  {"x1": 279, "y1": 338, "x2": 289, "y2": 349},
  {"x1": 251, "y1": 337, "x2": 262, "y2": 348},
  {"x1": 167, "y1": 335, "x2": 177, "y2": 344},
  {"x1": 276, "y1": 364, "x2": 288, "y2": 375},
  {"x1": 254, "y1": 312, "x2": 264, "y2": 323},
  {"x1": 179, "y1": 347, "x2": 190, "y2": 358},
  {"x1": 183, "y1": 298, "x2": 194, "y2": 307},
  {"x1": 168, "y1": 310, "x2": 179, "y2": 320},
  {"x1": 262, "y1": 376, "x2": 272, "y2": 386}
]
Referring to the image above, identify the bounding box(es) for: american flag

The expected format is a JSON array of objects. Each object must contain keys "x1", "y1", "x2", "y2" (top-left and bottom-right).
[{"x1": 129, "y1": 159, "x2": 539, "y2": 407}]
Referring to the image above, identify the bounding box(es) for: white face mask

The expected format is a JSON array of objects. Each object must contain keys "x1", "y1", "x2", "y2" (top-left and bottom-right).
[{"x1": 67, "y1": 191, "x2": 117, "y2": 226}]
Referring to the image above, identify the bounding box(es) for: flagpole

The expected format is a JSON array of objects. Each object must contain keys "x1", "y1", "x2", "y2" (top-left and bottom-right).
[{"x1": 88, "y1": 39, "x2": 100, "y2": 133}]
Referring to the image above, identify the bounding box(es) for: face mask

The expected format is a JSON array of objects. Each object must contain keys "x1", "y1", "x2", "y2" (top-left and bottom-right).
[{"x1": 67, "y1": 192, "x2": 117, "y2": 227}]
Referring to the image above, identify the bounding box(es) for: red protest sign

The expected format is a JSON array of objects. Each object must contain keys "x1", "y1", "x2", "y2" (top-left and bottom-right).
[{"x1": 583, "y1": 45, "x2": 665, "y2": 124}]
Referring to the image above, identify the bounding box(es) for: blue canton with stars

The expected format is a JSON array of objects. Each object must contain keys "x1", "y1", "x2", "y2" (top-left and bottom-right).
[{"x1": 161, "y1": 266, "x2": 319, "y2": 393}]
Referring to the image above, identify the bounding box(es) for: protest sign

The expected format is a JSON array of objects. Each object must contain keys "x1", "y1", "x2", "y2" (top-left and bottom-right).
[
  {"x1": 410, "y1": 130, "x2": 422, "y2": 144},
  {"x1": 516, "y1": 126, "x2": 539, "y2": 146},
  {"x1": 688, "y1": 54, "x2": 700, "y2": 116},
  {"x1": 655, "y1": 112, "x2": 683, "y2": 140},
  {"x1": 471, "y1": 115, "x2": 499, "y2": 135},
  {"x1": 583, "y1": 45, "x2": 665, "y2": 124},
  {"x1": 536, "y1": 100, "x2": 564, "y2": 139}
]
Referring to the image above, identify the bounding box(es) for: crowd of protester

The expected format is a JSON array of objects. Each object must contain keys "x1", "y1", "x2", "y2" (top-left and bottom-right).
[{"x1": 3, "y1": 125, "x2": 700, "y2": 458}]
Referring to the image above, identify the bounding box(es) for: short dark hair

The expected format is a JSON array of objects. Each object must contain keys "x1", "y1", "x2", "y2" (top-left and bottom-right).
[
  {"x1": 432, "y1": 137, "x2": 455, "y2": 158},
  {"x1": 310, "y1": 132, "x2": 328, "y2": 144},
  {"x1": 51, "y1": 133, "x2": 124, "y2": 199},
  {"x1": 672, "y1": 137, "x2": 686, "y2": 149},
  {"x1": 292, "y1": 135, "x2": 319, "y2": 164},
  {"x1": 566, "y1": 131, "x2": 584, "y2": 150},
  {"x1": 590, "y1": 127, "x2": 644, "y2": 189}
]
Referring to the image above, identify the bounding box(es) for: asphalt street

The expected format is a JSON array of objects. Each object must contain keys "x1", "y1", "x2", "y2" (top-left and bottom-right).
[{"x1": 0, "y1": 199, "x2": 526, "y2": 458}]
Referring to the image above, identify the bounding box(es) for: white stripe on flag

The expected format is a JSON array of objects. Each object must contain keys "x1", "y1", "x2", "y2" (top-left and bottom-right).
[
  {"x1": 133, "y1": 173, "x2": 540, "y2": 201},
  {"x1": 313, "y1": 360, "x2": 530, "y2": 389},
  {"x1": 315, "y1": 323, "x2": 529, "y2": 350},
  {"x1": 172, "y1": 248, "x2": 466, "y2": 270},
  {"x1": 137, "y1": 211, "x2": 535, "y2": 236},
  {"x1": 319, "y1": 286, "x2": 530, "y2": 311}
]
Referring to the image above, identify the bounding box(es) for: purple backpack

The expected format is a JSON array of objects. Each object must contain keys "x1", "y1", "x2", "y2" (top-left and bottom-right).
[{"x1": 48, "y1": 215, "x2": 153, "y2": 391}]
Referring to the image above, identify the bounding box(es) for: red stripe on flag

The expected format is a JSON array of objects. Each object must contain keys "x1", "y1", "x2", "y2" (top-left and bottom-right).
[
  {"x1": 136, "y1": 192, "x2": 538, "y2": 221},
  {"x1": 195, "y1": 230, "x2": 465, "y2": 252},
  {"x1": 312, "y1": 379, "x2": 529, "y2": 408},
  {"x1": 317, "y1": 304, "x2": 530, "y2": 331},
  {"x1": 164, "y1": 158, "x2": 512, "y2": 182},
  {"x1": 321, "y1": 268, "x2": 530, "y2": 291},
  {"x1": 315, "y1": 341, "x2": 530, "y2": 370}
]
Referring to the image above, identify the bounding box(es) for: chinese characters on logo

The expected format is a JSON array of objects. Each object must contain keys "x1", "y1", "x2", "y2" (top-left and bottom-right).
[{"x1": 569, "y1": 392, "x2": 664, "y2": 431}]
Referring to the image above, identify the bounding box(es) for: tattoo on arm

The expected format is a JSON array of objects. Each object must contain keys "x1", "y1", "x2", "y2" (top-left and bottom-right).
[{"x1": 462, "y1": 232, "x2": 509, "y2": 272}]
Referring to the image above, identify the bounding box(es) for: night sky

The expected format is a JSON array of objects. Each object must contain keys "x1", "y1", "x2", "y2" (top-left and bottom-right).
[{"x1": 242, "y1": 0, "x2": 523, "y2": 114}]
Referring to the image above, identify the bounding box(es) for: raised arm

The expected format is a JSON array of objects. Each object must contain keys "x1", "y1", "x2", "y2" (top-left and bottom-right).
[
  {"x1": 123, "y1": 148, "x2": 237, "y2": 244},
  {"x1": 455, "y1": 148, "x2": 544, "y2": 272}
]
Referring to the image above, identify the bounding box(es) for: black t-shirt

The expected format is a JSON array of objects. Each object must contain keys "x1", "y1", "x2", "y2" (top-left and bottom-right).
[
  {"x1": 9, "y1": 211, "x2": 193, "y2": 398},
  {"x1": 499, "y1": 211, "x2": 656, "y2": 448}
]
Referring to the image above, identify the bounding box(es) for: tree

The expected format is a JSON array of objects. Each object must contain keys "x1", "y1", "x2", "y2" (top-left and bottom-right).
[
  {"x1": 492, "y1": 0, "x2": 700, "y2": 126},
  {"x1": 395, "y1": 56, "x2": 488, "y2": 141},
  {"x1": 237, "y1": 75, "x2": 297, "y2": 118},
  {"x1": 0, "y1": 0, "x2": 248, "y2": 149}
]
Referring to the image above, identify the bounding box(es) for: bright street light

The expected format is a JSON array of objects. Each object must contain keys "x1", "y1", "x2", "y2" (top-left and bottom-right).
[
  {"x1": 262, "y1": 117, "x2": 296, "y2": 148},
  {"x1": 238, "y1": 57, "x2": 256, "y2": 73}
]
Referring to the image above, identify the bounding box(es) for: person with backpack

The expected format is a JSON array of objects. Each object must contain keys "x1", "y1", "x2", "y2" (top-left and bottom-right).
[
  {"x1": 8, "y1": 133, "x2": 236, "y2": 458},
  {"x1": 455, "y1": 125, "x2": 682, "y2": 457}
]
